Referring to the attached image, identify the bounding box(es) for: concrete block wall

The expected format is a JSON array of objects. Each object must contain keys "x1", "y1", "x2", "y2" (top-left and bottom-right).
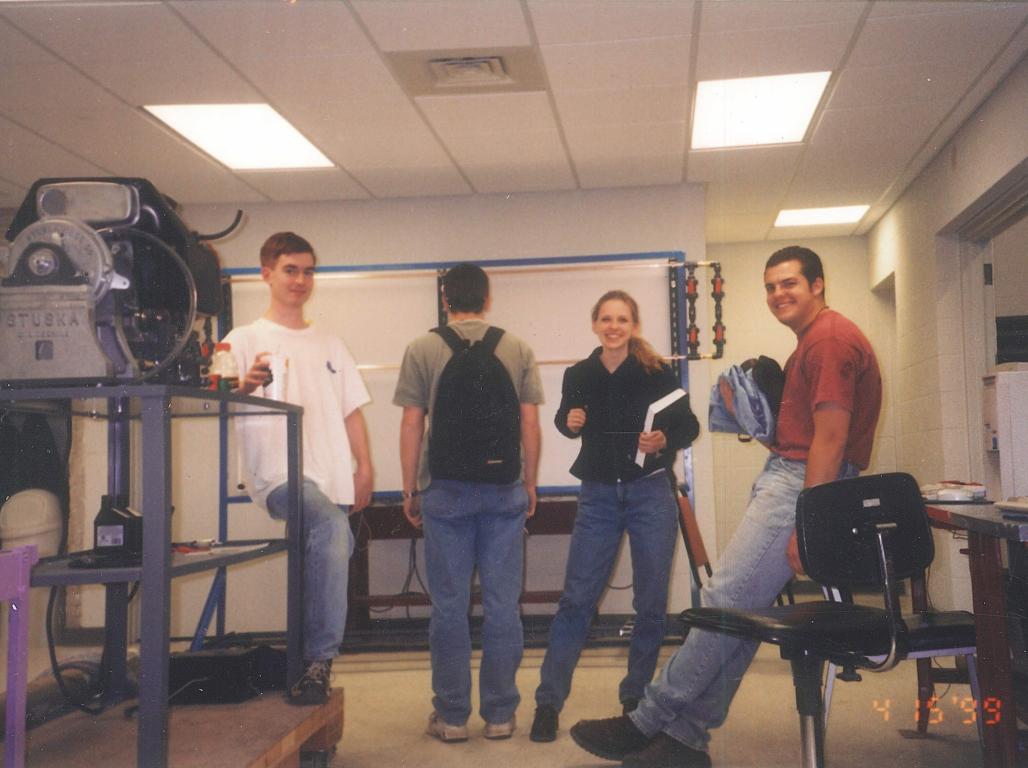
[{"x1": 868, "y1": 58, "x2": 1028, "y2": 609}]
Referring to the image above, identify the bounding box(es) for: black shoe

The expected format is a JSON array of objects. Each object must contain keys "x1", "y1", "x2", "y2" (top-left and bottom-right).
[
  {"x1": 288, "y1": 659, "x2": 332, "y2": 705},
  {"x1": 570, "y1": 715, "x2": 650, "y2": 761},
  {"x1": 622, "y1": 733, "x2": 712, "y2": 767},
  {"x1": 622, "y1": 697, "x2": 640, "y2": 714},
  {"x1": 530, "y1": 705, "x2": 559, "y2": 742}
]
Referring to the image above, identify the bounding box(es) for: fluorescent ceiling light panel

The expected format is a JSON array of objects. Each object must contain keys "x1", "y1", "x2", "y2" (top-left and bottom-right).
[
  {"x1": 775, "y1": 205, "x2": 869, "y2": 227},
  {"x1": 692, "y1": 72, "x2": 831, "y2": 150},
  {"x1": 144, "y1": 104, "x2": 333, "y2": 170}
]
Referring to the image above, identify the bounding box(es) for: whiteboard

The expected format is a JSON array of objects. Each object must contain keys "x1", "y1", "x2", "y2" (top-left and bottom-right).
[{"x1": 225, "y1": 256, "x2": 679, "y2": 493}]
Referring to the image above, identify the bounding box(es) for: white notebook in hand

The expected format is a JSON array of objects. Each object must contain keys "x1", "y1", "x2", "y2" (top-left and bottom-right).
[{"x1": 635, "y1": 388, "x2": 687, "y2": 466}]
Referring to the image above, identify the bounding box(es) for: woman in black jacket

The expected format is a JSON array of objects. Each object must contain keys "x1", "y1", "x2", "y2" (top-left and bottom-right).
[{"x1": 530, "y1": 290, "x2": 700, "y2": 743}]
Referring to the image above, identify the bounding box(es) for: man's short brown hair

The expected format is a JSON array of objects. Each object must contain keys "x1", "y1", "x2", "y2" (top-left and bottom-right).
[{"x1": 260, "y1": 232, "x2": 317, "y2": 268}]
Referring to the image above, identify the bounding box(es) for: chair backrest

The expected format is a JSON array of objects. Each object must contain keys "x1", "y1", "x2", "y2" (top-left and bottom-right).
[{"x1": 796, "y1": 472, "x2": 934, "y2": 588}]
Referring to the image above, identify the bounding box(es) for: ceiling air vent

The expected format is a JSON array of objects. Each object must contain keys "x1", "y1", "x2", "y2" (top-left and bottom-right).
[
  {"x1": 429, "y1": 56, "x2": 511, "y2": 87},
  {"x1": 387, "y1": 47, "x2": 545, "y2": 96}
]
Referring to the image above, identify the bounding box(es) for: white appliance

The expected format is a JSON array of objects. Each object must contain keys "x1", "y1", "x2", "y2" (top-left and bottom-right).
[{"x1": 983, "y1": 365, "x2": 1028, "y2": 500}]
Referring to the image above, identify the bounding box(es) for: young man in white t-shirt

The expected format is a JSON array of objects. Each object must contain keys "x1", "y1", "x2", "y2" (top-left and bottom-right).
[{"x1": 226, "y1": 231, "x2": 373, "y2": 705}]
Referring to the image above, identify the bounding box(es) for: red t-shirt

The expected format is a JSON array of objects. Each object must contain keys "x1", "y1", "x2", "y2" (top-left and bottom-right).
[{"x1": 771, "y1": 309, "x2": 882, "y2": 469}]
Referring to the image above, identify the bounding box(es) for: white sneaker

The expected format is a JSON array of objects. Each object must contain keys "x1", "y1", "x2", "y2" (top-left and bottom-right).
[
  {"x1": 426, "y1": 711, "x2": 469, "y2": 743},
  {"x1": 484, "y1": 715, "x2": 516, "y2": 740}
]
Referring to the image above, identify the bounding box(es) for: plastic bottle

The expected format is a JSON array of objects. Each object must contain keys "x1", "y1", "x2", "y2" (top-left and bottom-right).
[{"x1": 209, "y1": 342, "x2": 239, "y2": 392}]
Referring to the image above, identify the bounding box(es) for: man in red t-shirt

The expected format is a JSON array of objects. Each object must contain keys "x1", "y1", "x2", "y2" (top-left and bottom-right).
[
  {"x1": 764, "y1": 246, "x2": 882, "y2": 571},
  {"x1": 570, "y1": 246, "x2": 882, "y2": 767}
]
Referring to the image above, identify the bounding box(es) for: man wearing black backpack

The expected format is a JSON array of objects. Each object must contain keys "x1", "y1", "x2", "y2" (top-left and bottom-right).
[{"x1": 394, "y1": 262, "x2": 543, "y2": 744}]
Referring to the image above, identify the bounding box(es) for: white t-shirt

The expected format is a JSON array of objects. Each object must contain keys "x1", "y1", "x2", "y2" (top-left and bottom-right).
[{"x1": 223, "y1": 317, "x2": 370, "y2": 509}]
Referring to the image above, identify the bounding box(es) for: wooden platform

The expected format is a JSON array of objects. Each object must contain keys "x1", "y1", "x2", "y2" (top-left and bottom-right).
[{"x1": 12, "y1": 688, "x2": 343, "y2": 767}]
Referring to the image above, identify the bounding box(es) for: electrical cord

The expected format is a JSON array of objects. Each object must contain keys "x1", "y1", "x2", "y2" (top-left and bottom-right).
[{"x1": 45, "y1": 585, "x2": 106, "y2": 715}]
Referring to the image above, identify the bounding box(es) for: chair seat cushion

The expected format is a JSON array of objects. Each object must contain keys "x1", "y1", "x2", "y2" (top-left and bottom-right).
[
  {"x1": 680, "y1": 604, "x2": 977, "y2": 662},
  {"x1": 682, "y1": 602, "x2": 894, "y2": 657},
  {"x1": 904, "y1": 610, "x2": 976, "y2": 653}
]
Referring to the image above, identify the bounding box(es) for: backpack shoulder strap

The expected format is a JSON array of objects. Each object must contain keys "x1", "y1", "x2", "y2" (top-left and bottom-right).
[
  {"x1": 431, "y1": 325, "x2": 467, "y2": 354},
  {"x1": 480, "y1": 326, "x2": 505, "y2": 354}
]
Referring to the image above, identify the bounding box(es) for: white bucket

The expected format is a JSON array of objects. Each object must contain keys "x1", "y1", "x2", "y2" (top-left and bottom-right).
[{"x1": 0, "y1": 488, "x2": 64, "y2": 689}]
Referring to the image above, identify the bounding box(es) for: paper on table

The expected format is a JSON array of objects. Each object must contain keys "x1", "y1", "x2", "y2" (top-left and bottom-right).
[{"x1": 635, "y1": 388, "x2": 687, "y2": 466}]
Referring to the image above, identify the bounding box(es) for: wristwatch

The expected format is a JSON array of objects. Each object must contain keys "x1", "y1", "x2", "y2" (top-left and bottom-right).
[{"x1": 402, "y1": 490, "x2": 419, "y2": 500}]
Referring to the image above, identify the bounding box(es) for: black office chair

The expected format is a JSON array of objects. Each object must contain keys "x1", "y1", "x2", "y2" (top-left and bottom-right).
[{"x1": 679, "y1": 472, "x2": 979, "y2": 768}]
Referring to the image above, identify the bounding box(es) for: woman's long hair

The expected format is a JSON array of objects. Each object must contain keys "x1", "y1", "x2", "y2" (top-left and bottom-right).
[{"x1": 591, "y1": 290, "x2": 665, "y2": 373}]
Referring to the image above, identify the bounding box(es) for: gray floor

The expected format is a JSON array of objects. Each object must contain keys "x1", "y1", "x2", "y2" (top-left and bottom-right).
[{"x1": 331, "y1": 643, "x2": 986, "y2": 767}]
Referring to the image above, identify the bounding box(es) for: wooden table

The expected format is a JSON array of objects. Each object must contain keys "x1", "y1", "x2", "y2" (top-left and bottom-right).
[
  {"x1": 926, "y1": 503, "x2": 1027, "y2": 768},
  {"x1": 346, "y1": 497, "x2": 578, "y2": 630}
]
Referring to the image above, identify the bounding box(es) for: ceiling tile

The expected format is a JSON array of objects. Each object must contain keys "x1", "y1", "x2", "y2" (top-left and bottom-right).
[
  {"x1": 235, "y1": 52, "x2": 402, "y2": 106},
  {"x1": 867, "y1": 1, "x2": 1024, "y2": 19},
  {"x1": 690, "y1": 146, "x2": 803, "y2": 214},
  {"x1": 704, "y1": 180, "x2": 791, "y2": 215},
  {"x1": 326, "y1": 125, "x2": 460, "y2": 172},
  {"x1": 418, "y1": 93, "x2": 573, "y2": 193},
  {"x1": 766, "y1": 222, "x2": 859, "y2": 241},
  {"x1": 0, "y1": 0, "x2": 1022, "y2": 242},
  {"x1": 171, "y1": 0, "x2": 376, "y2": 59},
  {"x1": 576, "y1": 154, "x2": 683, "y2": 189},
  {"x1": 460, "y1": 157, "x2": 576, "y2": 195},
  {"x1": 554, "y1": 85, "x2": 689, "y2": 126},
  {"x1": 848, "y1": 3, "x2": 1028, "y2": 68},
  {"x1": 779, "y1": 177, "x2": 887, "y2": 210},
  {"x1": 810, "y1": 99, "x2": 946, "y2": 155},
  {"x1": 828, "y1": 58, "x2": 976, "y2": 111},
  {"x1": 527, "y1": 0, "x2": 694, "y2": 45},
  {"x1": 235, "y1": 169, "x2": 371, "y2": 203},
  {"x1": 5, "y1": 3, "x2": 259, "y2": 104},
  {"x1": 700, "y1": 0, "x2": 868, "y2": 34},
  {"x1": 695, "y1": 21, "x2": 858, "y2": 81},
  {"x1": 0, "y1": 116, "x2": 110, "y2": 185},
  {"x1": 705, "y1": 211, "x2": 776, "y2": 244},
  {"x1": 350, "y1": 165, "x2": 472, "y2": 198},
  {"x1": 565, "y1": 121, "x2": 687, "y2": 159},
  {"x1": 0, "y1": 176, "x2": 27, "y2": 210},
  {"x1": 541, "y1": 36, "x2": 692, "y2": 92},
  {"x1": 351, "y1": 0, "x2": 530, "y2": 51},
  {"x1": 0, "y1": 14, "x2": 60, "y2": 64},
  {"x1": 687, "y1": 145, "x2": 804, "y2": 184},
  {"x1": 0, "y1": 57, "x2": 262, "y2": 203},
  {"x1": 417, "y1": 91, "x2": 558, "y2": 135}
]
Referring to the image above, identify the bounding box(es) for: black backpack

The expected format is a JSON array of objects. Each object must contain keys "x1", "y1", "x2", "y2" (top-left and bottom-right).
[{"x1": 428, "y1": 325, "x2": 521, "y2": 484}]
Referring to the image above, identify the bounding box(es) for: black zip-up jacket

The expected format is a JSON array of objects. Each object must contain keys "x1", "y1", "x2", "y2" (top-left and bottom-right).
[{"x1": 556, "y1": 348, "x2": 700, "y2": 483}]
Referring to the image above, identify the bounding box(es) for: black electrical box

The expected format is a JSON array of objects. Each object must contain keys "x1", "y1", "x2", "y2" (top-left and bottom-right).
[
  {"x1": 168, "y1": 645, "x2": 286, "y2": 705},
  {"x1": 93, "y1": 494, "x2": 142, "y2": 560}
]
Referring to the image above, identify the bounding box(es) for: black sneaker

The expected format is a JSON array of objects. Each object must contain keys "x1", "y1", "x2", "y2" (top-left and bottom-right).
[
  {"x1": 288, "y1": 659, "x2": 332, "y2": 705},
  {"x1": 622, "y1": 697, "x2": 640, "y2": 714},
  {"x1": 530, "y1": 705, "x2": 559, "y2": 742},
  {"x1": 569, "y1": 715, "x2": 650, "y2": 761},
  {"x1": 622, "y1": 733, "x2": 712, "y2": 767}
]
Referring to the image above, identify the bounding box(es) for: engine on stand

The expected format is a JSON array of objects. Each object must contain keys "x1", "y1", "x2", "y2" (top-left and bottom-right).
[{"x1": 0, "y1": 178, "x2": 230, "y2": 386}]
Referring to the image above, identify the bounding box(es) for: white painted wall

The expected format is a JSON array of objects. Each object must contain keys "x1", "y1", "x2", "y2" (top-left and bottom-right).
[
  {"x1": 868, "y1": 58, "x2": 1028, "y2": 610},
  {"x1": 70, "y1": 183, "x2": 717, "y2": 635}
]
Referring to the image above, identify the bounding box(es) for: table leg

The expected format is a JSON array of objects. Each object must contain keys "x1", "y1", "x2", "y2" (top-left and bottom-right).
[
  {"x1": 968, "y1": 530, "x2": 1019, "y2": 767},
  {"x1": 138, "y1": 396, "x2": 172, "y2": 767},
  {"x1": 101, "y1": 582, "x2": 129, "y2": 701}
]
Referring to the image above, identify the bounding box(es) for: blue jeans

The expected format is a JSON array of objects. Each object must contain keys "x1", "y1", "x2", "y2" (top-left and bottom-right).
[
  {"x1": 421, "y1": 479, "x2": 529, "y2": 726},
  {"x1": 536, "y1": 471, "x2": 679, "y2": 711},
  {"x1": 266, "y1": 479, "x2": 354, "y2": 662},
  {"x1": 630, "y1": 455, "x2": 858, "y2": 751}
]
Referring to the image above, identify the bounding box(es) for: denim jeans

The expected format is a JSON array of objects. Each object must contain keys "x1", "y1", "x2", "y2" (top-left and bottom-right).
[
  {"x1": 421, "y1": 479, "x2": 529, "y2": 726},
  {"x1": 536, "y1": 471, "x2": 678, "y2": 711},
  {"x1": 629, "y1": 455, "x2": 858, "y2": 751},
  {"x1": 266, "y1": 478, "x2": 354, "y2": 662}
]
